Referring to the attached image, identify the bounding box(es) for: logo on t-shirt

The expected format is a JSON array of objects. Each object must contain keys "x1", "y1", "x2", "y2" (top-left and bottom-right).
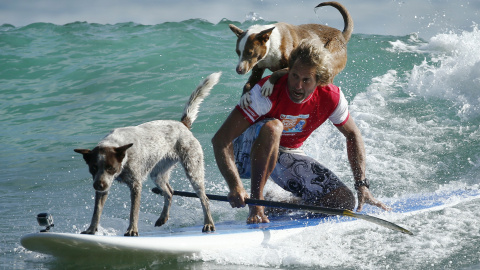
[{"x1": 281, "y1": 114, "x2": 309, "y2": 134}]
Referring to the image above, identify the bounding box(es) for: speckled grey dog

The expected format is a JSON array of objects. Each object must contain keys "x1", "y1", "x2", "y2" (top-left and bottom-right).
[{"x1": 74, "y1": 72, "x2": 220, "y2": 236}]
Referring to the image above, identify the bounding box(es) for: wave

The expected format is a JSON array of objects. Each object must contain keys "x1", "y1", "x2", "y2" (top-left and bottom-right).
[{"x1": 391, "y1": 25, "x2": 480, "y2": 120}]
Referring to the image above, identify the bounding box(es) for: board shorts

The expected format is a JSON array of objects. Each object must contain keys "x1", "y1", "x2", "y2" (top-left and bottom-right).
[{"x1": 233, "y1": 119, "x2": 347, "y2": 205}]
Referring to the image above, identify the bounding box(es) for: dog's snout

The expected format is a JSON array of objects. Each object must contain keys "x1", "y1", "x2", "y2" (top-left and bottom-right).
[
  {"x1": 236, "y1": 66, "x2": 244, "y2": 74},
  {"x1": 93, "y1": 181, "x2": 106, "y2": 191}
]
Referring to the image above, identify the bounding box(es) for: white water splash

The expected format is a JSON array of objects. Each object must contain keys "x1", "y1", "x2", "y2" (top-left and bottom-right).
[{"x1": 406, "y1": 25, "x2": 480, "y2": 120}]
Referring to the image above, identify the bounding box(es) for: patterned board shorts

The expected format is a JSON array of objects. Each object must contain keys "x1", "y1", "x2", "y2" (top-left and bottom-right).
[{"x1": 233, "y1": 119, "x2": 347, "y2": 205}]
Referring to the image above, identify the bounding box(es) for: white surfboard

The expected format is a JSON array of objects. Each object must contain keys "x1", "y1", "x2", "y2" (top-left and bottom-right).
[
  {"x1": 20, "y1": 188, "x2": 480, "y2": 258},
  {"x1": 20, "y1": 218, "x2": 307, "y2": 258}
]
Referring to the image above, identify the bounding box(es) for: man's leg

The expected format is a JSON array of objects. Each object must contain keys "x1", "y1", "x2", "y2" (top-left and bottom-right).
[
  {"x1": 247, "y1": 119, "x2": 283, "y2": 224},
  {"x1": 318, "y1": 186, "x2": 355, "y2": 210},
  {"x1": 270, "y1": 152, "x2": 355, "y2": 210}
]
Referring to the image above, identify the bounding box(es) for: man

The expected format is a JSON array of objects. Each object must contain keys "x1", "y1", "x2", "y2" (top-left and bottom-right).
[{"x1": 212, "y1": 39, "x2": 390, "y2": 224}]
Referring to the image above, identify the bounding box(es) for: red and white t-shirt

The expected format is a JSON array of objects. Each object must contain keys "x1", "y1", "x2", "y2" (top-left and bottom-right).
[{"x1": 236, "y1": 75, "x2": 350, "y2": 149}]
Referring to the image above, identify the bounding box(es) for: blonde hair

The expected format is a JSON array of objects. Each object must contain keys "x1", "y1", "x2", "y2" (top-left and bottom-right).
[{"x1": 288, "y1": 39, "x2": 333, "y2": 85}]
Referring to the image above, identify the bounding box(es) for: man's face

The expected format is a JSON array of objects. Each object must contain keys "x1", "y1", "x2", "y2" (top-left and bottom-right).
[{"x1": 287, "y1": 60, "x2": 318, "y2": 103}]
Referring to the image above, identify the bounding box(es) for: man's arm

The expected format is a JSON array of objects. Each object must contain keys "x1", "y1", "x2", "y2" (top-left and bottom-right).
[
  {"x1": 336, "y1": 117, "x2": 391, "y2": 212},
  {"x1": 336, "y1": 117, "x2": 366, "y2": 181},
  {"x1": 211, "y1": 109, "x2": 252, "y2": 207}
]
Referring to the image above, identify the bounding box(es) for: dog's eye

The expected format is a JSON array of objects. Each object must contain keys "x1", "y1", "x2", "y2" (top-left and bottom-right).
[
  {"x1": 90, "y1": 165, "x2": 98, "y2": 174},
  {"x1": 105, "y1": 165, "x2": 115, "y2": 174}
]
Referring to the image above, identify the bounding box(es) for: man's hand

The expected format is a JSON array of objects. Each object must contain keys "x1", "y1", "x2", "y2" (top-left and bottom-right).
[
  {"x1": 227, "y1": 186, "x2": 249, "y2": 208},
  {"x1": 356, "y1": 186, "x2": 392, "y2": 212}
]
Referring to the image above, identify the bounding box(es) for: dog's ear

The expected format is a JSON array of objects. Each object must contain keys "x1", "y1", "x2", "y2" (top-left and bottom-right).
[
  {"x1": 114, "y1": 143, "x2": 133, "y2": 162},
  {"x1": 257, "y1": 27, "x2": 275, "y2": 43},
  {"x1": 229, "y1": 24, "x2": 244, "y2": 37},
  {"x1": 74, "y1": 149, "x2": 92, "y2": 164}
]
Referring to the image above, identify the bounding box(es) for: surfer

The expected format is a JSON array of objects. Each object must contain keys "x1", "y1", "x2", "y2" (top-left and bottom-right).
[{"x1": 212, "y1": 39, "x2": 391, "y2": 224}]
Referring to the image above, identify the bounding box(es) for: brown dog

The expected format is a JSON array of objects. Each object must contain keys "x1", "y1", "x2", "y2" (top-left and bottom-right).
[{"x1": 229, "y1": 1, "x2": 353, "y2": 100}]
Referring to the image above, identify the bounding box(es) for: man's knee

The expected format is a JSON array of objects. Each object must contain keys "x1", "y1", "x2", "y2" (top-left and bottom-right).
[
  {"x1": 260, "y1": 119, "x2": 283, "y2": 138},
  {"x1": 212, "y1": 129, "x2": 230, "y2": 152},
  {"x1": 211, "y1": 131, "x2": 222, "y2": 149}
]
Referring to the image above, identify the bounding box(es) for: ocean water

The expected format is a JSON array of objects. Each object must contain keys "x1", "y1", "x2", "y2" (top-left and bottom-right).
[{"x1": 1, "y1": 19, "x2": 480, "y2": 270}]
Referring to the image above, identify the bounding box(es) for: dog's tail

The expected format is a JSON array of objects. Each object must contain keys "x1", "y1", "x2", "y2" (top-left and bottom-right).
[
  {"x1": 181, "y1": 72, "x2": 222, "y2": 129},
  {"x1": 315, "y1": 1, "x2": 354, "y2": 43}
]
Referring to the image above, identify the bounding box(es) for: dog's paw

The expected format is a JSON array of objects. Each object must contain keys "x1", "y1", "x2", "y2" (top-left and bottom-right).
[
  {"x1": 239, "y1": 92, "x2": 252, "y2": 109},
  {"x1": 261, "y1": 80, "x2": 274, "y2": 97},
  {"x1": 155, "y1": 216, "x2": 168, "y2": 227},
  {"x1": 202, "y1": 224, "x2": 216, "y2": 233},
  {"x1": 81, "y1": 227, "x2": 97, "y2": 235},
  {"x1": 124, "y1": 230, "x2": 139, "y2": 237}
]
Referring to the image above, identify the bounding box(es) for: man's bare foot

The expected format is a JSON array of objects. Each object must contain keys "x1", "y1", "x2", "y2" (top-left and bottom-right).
[{"x1": 246, "y1": 205, "x2": 270, "y2": 224}]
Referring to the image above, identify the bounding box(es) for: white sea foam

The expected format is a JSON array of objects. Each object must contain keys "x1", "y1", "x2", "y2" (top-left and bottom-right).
[
  {"x1": 384, "y1": 26, "x2": 480, "y2": 119},
  {"x1": 386, "y1": 33, "x2": 427, "y2": 54},
  {"x1": 406, "y1": 25, "x2": 480, "y2": 120}
]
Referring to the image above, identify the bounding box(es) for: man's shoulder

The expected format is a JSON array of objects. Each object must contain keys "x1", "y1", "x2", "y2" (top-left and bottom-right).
[
  {"x1": 318, "y1": 84, "x2": 340, "y2": 93},
  {"x1": 276, "y1": 74, "x2": 289, "y2": 85},
  {"x1": 258, "y1": 76, "x2": 270, "y2": 86},
  {"x1": 316, "y1": 84, "x2": 341, "y2": 101},
  {"x1": 251, "y1": 74, "x2": 287, "y2": 101},
  {"x1": 269, "y1": 74, "x2": 289, "y2": 98}
]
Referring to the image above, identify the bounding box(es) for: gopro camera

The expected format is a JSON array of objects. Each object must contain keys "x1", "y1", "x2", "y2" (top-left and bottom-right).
[{"x1": 37, "y1": 213, "x2": 54, "y2": 232}]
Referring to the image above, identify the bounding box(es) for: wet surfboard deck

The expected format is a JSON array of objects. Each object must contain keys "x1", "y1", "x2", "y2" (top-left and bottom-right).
[{"x1": 20, "y1": 188, "x2": 480, "y2": 258}]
